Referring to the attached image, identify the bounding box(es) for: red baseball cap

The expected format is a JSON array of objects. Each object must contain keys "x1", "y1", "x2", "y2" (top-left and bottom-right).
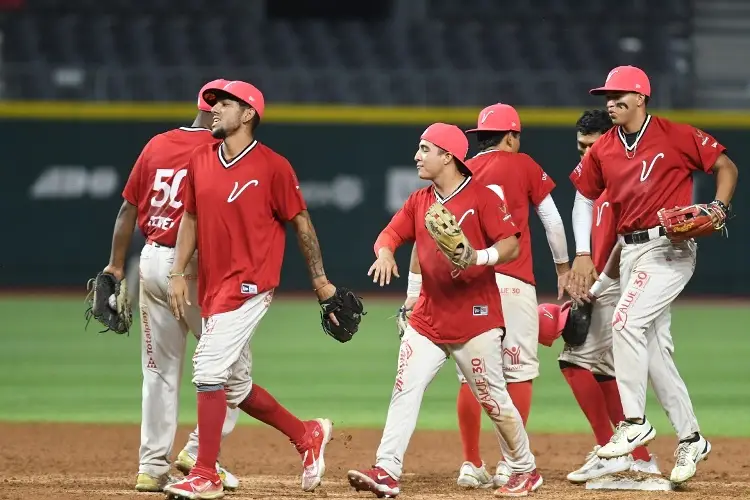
[
  {"x1": 202, "y1": 80, "x2": 266, "y2": 120},
  {"x1": 197, "y1": 79, "x2": 228, "y2": 112},
  {"x1": 420, "y1": 122, "x2": 471, "y2": 175},
  {"x1": 590, "y1": 66, "x2": 651, "y2": 97},
  {"x1": 537, "y1": 302, "x2": 572, "y2": 347},
  {"x1": 466, "y1": 103, "x2": 521, "y2": 133}
]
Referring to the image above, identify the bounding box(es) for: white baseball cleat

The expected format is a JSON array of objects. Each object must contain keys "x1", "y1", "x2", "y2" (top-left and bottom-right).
[
  {"x1": 567, "y1": 445, "x2": 632, "y2": 483},
  {"x1": 493, "y1": 461, "x2": 511, "y2": 487},
  {"x1": 670, "y1": 435, "x2": 711, "y2": 484},
  {"x1": 597, "y1": 419, "x2": 656, "y2": 459},
  {"x1": 457, "y1": 461, "x2": 494, "y2": 489},
  {"x1": 631, "y1": 454, "x2": 661, "y2": 475}
]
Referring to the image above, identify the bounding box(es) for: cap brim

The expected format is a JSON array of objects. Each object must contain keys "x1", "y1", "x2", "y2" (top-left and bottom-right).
[
  {"x1": 590, "y1": 86, "x2": 642, "y2": 96},
  {"x1": 556, "y1": 301, "x2": 572, "y2": 332},
  {"x1": 465, "y1": 126, "x2": 520, "y2": 134},
  {"x1": 203, "y1": 88, "x2": 254, "y2": 108}
]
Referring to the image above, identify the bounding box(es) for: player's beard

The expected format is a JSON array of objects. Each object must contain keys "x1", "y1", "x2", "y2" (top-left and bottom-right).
[{"x1": 211, "y1": 126, "x2": 228, "y2": 139}]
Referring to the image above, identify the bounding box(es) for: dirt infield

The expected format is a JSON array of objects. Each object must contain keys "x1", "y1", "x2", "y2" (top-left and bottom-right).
[{"x1": 2, "y1": 423, "x2": 748, "y2": 499}]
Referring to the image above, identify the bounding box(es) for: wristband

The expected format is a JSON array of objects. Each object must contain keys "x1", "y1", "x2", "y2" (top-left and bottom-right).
[
  {"x1": 589, "y1": 273, "x2": 616, "y2": 298},
  {"x1": 475, "y1": 247, "x2": 500, "y2": 266},
  {"x1": 406, "y1": 272, "x2": 422, "y2": 298},
  {"x1": 167, "y1": 272, "x2": 185, "y2": 279}
]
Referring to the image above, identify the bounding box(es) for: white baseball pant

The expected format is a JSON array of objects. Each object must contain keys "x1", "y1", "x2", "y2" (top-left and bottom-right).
[
  {"x1": 613, "y1": 236, "x2": 700, "y2": 439},
  {"x1": 377, "y1": 325, "x2": 536, "y2": 479},
  {"x1": 138, "y1": 242, "x2": 239, "y2": 477}
]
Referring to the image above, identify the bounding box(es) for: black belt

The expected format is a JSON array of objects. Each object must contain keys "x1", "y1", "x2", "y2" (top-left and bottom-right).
[
  {"x1": 147, "y1": 239, "x2": 174, "y2": 248},
  {"x1": 622, "y1": 227, "x2": 666, "y2": 245}
]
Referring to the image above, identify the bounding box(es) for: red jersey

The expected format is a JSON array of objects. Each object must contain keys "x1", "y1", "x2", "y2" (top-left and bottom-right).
[
  {"x1": 383, "y1": 177, "x2": 520, "y2": 344},
  {"x1": 468, "y1": 151, "x2": 555, "y2": 285},
  {"x1": 122, "y1": 127, "x2": 217, "y2": 246},
  {"x1": 591, "y1": 190, "x2": 617, "y2": 274},
  {"x1": 183, "y1": 140, "x2": 306, "y2": 317},
  {"x1": 573, "y1": 115, "x2": 726, "y2": 234}
]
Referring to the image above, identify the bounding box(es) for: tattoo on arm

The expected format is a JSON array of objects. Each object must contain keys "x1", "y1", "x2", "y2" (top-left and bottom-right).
[{"x1": 294, "y1": 211, "x2": 326, "y2": 281}]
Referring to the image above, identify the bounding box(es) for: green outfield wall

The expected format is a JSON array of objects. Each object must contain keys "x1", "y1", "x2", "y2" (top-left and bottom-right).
[{"x1": 0, "y1": 103, "x2": 746, "y2": 295}]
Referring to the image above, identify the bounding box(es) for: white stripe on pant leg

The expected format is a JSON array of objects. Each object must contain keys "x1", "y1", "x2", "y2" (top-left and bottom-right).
[
  {"x1": 375, "y1": 326, "x2": 448, "y2": 479},
  {"x1": 613, "y1": 239, "x2": 695, "y2": 421},
  {"x1": 452, "y1": 328, "x2": 536, "y2": 473},
  {"x1": 647, "y1": 309, "x2": 701, "y2": 440}
]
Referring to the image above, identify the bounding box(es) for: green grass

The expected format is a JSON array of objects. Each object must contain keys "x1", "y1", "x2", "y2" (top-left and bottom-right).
[{"x1": 0, "y1": 296, "x2": 748, "y2": 437}]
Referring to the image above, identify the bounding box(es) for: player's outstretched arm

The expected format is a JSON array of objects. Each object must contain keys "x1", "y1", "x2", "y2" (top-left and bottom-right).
[
  {"x1": 103, "y1": 199, "x2": 138, "y2": 280},
  {"x1": 168, "y1": 211, "x2": 197, "y2": 320}
]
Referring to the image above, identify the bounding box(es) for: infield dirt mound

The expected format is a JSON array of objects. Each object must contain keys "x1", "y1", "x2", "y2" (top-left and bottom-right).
[{"x1": 2, "y1": 423, "x2": 748, "y2": 499}]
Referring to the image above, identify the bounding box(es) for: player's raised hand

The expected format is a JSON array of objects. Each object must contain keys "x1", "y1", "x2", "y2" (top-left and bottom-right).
[
  {"x1": 368, "y1": 250, "x2": 400, "y2": 287},
  {"x1": 167, "y1": 274, "x2": 191, "y2": 320}
]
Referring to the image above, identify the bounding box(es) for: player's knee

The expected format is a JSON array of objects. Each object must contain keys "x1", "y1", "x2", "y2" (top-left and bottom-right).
[
  {"x1": 225, "y1": 378, "x2": 252, "y2": 409},
  {"x1": 192, "y1": 369, "x2": 229, "y2": 389}
]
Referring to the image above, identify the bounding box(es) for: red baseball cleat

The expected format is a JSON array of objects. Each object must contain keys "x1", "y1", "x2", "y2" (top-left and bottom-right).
[
  {"x1": 494, "y1": 469, "x2": 543, "y2": 497},
  {"x1": 164, "y1": 474, "x2": 224, "y2": 500},
  {"x1": 295, "y1": 418, "x2": 333, "y2": 492},
  {"x1": 347, "y1": 467, "x2": 400, "y2": 498}
]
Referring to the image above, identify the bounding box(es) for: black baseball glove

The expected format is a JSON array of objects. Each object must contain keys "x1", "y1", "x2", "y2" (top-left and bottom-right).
[
  {"x1": 561, "y1": 301, "x2": 592, "y2": 347},
  {"x1": 84, "y1": 271, "x2": 133, "y2": 335},
  {"x1": 319, "y1": 286, "x2": 366, "y2": 343}
]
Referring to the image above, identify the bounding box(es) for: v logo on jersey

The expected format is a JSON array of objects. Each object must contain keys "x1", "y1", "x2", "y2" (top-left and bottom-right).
[
  {"x1": 227, "y1": 180, "x2": 259, "y2": 202},
  {"x1": 640, "y1": 153, "x2": 664, "y2": 182},
  {"x1": 457, "y1": 209, "x2": 475, "y2": 226},
  {"x1": 596, "y1": 201, "x2": 610, "y2": 227}
]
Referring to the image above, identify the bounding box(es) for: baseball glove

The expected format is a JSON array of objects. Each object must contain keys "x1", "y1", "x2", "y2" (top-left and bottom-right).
[
  {"x1": 319, "y1": 286, "x2": 366, "y2": 343},
  {"x1": 84, "y1": 272, "x2": 133, "y2": 335},
  {"x1": 424, "y1": 202, "x2": 475, "y2": 274},
  {"x1": 657, "y1": 202, "x2": 728, "y2": 243},
  {"x1": 561, "y1": 301, "x2": 592, "y2": 347}
]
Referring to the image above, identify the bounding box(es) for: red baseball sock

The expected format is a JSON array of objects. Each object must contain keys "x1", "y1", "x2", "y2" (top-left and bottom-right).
[
  {"x1": 457, "y1": 383, "x2": 482, "y2": 467},
  {"x1": 561, "y1": 367, "x2": 613, "y2": 446},
  {"x1": 194, "y1": 390, "x2": 227, "y2": 479},
  {"x1": 507, "y1": 381, "x2": 533, "y2": 426},
  {"x1": 239, "y1": 384, "x2": 306, "y2": 444},
  {"x1": 598, "y1": 379, "x2": 651, "y2": 462}
]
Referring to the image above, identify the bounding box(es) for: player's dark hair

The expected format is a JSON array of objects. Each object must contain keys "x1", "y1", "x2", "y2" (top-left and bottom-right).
[
  {"x1": 249, "y1": 112, "x2": 260, "y2": 132},
  {"x1": 576, "y1": 110, "x2": 613, "y2": 136},
  {"x1": 476, "y1": 131, "x2": 519, "y2": 152}
]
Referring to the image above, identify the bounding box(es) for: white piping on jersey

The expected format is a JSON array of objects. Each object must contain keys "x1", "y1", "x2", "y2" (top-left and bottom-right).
[
  {"x1": 179, "y1": 126, "x2": 211, "y2": 132},
  {"x1": 218, "y1": 140, "x2": 258, "y2": 169},
  {"x1": 433, "y1": 175, "x2": 472, "y2": 204},
  {"x1": 617, "y1": 114, "x2": 651, "y2": 152},
  {"x1": 470, "y1": 148, "x2": 501, "y2": 160}
]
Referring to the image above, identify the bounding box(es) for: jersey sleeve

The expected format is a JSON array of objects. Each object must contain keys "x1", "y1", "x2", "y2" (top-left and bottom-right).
[
  {"x1": 184, "y1": 157, "x2": 197, "y2": 215},
  {"x1": 569, "y1": 148, "x2": 605, "y2": 200},
  {"x1": 674, "y1": 123, "x2": 727, "y2": 173},
  {"x1": 121, "y1": 139, "x2": 152, "y2": 206},
  {"x1": 479, "y1": 186, "x2": 521, "y2": 243},
  {"x1": 384, "y1": 192, "x2": 417, "y2": 242},
  {"x1": 272, "y1": 156, "x2": 307, "y2": 221},
  {"x1": 524, "y1": 155, "x2": 556, "y2": 206}
]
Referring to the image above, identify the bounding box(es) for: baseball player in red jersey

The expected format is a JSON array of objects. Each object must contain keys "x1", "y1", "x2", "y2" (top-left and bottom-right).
[
  {"x1": 570, "y1": 66, "x2": 738, "y2": 484},
  {"x1": 102, "y1": 79, "x2": 240, "y2": 493},
  {"x1": 164, "y1": 80, "x2": 337, "y2": 500},
  {"x1": 541, "y1": 110, "x2": 658, "y2": 483},
  {"x1": 349, "y1": 123, "x2": 542, "y2": 498},
  {"x1": 443, "y1": 103, "x2": 569, "y2": 488}
]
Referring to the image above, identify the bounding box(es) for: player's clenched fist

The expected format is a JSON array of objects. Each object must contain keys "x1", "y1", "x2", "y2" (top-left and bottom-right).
[
  {"x1": 368, "y1": 248, "x2": 400, "y2": 287},
  {"x1": 167, "y1": 272, "x2": 191, "y2": 320}
]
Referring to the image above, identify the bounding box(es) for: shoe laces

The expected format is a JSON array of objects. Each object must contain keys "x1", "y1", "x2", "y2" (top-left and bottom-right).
[
  {"x1": 674, "y1": 442, "x2": 692, "y2": 466},
  {"x1": 612, "y1": 421, "x2": 631, "y2": 441}
]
